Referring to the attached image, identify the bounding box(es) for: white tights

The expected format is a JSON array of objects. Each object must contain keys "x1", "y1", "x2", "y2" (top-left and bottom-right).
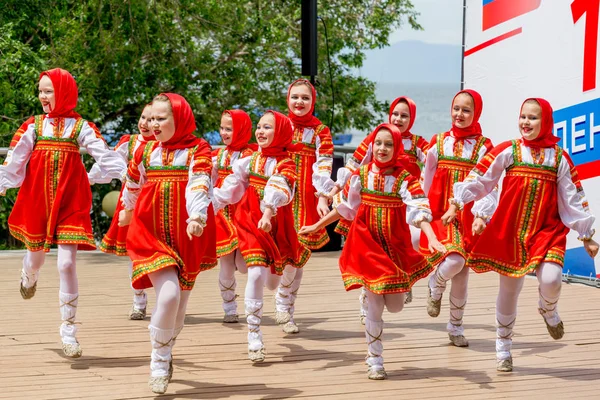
[
  {"x1": 245, "y1": 265, "x2": 282, "y2": 300},
  {"x1": 429, "y1": 253, "x2": 469, "y2": 335},
  {"x1": 148, "y1": 267, "x2": 191, "y2": 330},
  {"x1": 23, "y1": 245, "x2": 78, "y2": 293},
  {"x1": 366, "y1": 290, "x2": 406, "y2": 321}
]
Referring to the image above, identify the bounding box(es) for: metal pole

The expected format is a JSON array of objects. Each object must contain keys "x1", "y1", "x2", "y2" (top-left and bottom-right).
[{"x1": 460, "y1": 0, "x2": 467, "y2": 89}]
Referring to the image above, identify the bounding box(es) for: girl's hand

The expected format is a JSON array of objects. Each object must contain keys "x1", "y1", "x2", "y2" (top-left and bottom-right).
[
  {"x1": 299, "y1": 224, "x2": 319, "y2": 235},
  {"x1": 441, "y1": 204, "x2": 458, "y2": 226},
  {"x1": 428, "y1": 238, "x2": 447, "y2": 254},
  {"x1": 584, "y1": 239, "x2": 599, "y2": 258},
  {"x1": 258, "y1": 214, "x2": 272, "y2": 232},
  {"x1": 186, "y1": 221, "x2": 204, "y2": 240},
  {"x1": 317, "y1": 195, "x2": 330, "y2": 218},
  {"x1": 118, "y1": 209, "x2": 133, "y2": 227},
  {"x1": 472, "y1": 217, "x2": 487, "y2": 235}
]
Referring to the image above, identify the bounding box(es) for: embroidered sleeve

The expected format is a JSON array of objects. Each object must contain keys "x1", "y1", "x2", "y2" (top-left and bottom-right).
[
  {"x1": 334, "y1": 173, "x2": 362, "y2": 221},
  {"x1": 186, "y1": 143, "x2": 213, "y2": 226},
  {"x1": 312, "y1": 125, "x2": 335, "y2": 195},
  {"x1": 335, "y1": 136, "x2": 373, "y2": 188},
  {"x1": 416, "y1": 135, "x2": 430, "y2": 164},
  {"x1": 213, "y1": 154, "x2": 251, "y2": 211},
  {"x1": 79, "y1": 122, "x2": 127, "y2": 182},
  {"x1": 557, "y1": 155, "x2": 596, "y2": 240},
  {"x1": 0, "y1": 117, "x2": 36, "y2": 194},
  {"x1": 211, "y1": 153, "x2": 219, "y2": 186},
  {"x1": 262, "y1": 158, "x2": 296, "y2": 212},
  {"x1": 452, "y1": 141, "x2": 513, "y2": 215},
  {"x1": 121, "y1": 143, "x2": 148, "y2": 210},
  {"x1": 398, "y1": 174, "x2": 433, "y2": 227}
]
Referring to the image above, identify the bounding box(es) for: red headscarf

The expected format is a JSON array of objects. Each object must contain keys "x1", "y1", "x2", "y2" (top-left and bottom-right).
[
  {"x1": 259, "y1": 110, "x2": 294, "y2": 158},
  {"x1": 389, "y1": 96, "x2": 417, "y2": 138},
  {"x1": 520, "y1": 98, "x2": 560, "y2": 148},
  {"x1": 287, "y1": 79, "x2": 322, "y2": 130},
  {"x1": 223, "y1": 109, "x2": 254, "y2": 151},
  {"x1": 158, "y1": 93, "x2": 203, "y2": 150},
  {"x1": 367, "y1": 123, "x2": 410, "y2": 173},
  {"x1": 450, "y1": 89, "x2": 483, "y2": 138},
  {"x1": 39, "y1": 68, "x2": 81, "y2": 119}
]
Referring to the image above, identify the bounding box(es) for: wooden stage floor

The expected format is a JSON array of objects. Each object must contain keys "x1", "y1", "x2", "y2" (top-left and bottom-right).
[{"x1": 1, "y1": 250, "x2": 599, "y2": 399}]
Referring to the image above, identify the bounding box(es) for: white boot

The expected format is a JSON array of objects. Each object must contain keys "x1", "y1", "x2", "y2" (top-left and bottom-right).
[
  {"x1": 496, "y1": 312, "x2": 516, "y2": 372},
  {"x1": 129, "y1": 289, "x2": 147, "y2": 320},
  {"x1": 359, "y1": 287, "x2": 368, "y2": 325},
  {"x1": 447, "y1": 295, "x2": 468, "y2": 347},
  {"x1": 219, "y1": 278, "x2": 239, "y2": 323},
  {"x1": 245, "y1": 299, "x2": 265, "y2": 362},
  {"x1": 148, "y1": 325, "x2": 174, "y2": 394},
  {"x1": 59, "y1": 291, "x2": 82, "y2": 358},
  {"x1": 365, "y1": 318, "x2": 387, "y2": 380}
]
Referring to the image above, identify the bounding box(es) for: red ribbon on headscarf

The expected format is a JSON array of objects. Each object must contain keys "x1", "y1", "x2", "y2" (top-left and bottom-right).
[
  {"x1": 389, "y1": 96, "x2": 417, "y2": 138},
  {"x1": 450, "y1": 89, "x2": 483, "y2": 139},
  {"x1": 287, "y1": 79, "x2": 322, "y2": 130},
  {"x1": 223, "y1": 109, "x2": 257, "y2": 151},
  {"x1": 520, "y1": 98, "x2": 560, "y2": 149},
  {"x1": 159, "y1": 93, "x2": 204, "y2": 151},
  {"x1": 39, "y1": 68, "x2": 81, "y2": 119},
  {"x1": 367, "y1": 123, "x2": 410, "y2": 173},
  {"x1": 259, "y1": 110, "x2": 294, "y2": 158}
]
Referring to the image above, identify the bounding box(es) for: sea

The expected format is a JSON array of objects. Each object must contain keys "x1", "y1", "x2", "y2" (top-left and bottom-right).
[{"x1": 346, "y1": 82, "x2": 461, "y2": 147}]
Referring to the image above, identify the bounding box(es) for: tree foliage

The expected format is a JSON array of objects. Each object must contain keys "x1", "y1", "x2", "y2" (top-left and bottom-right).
[{"x1": 0, "y1": 0, "x2": 421, "y2": 144}]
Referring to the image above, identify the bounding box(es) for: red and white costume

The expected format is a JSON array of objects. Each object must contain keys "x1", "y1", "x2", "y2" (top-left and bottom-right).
[{"x1": 452, "y1": 98, "x2": 596, "y2": 366}]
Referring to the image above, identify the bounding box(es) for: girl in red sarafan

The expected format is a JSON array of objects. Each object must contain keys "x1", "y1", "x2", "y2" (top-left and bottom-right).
[
  {"x1": 445, "y1": 98, "x2": 598, "y2": 372},
  {"x1": 300, "y1": 123, "x2": 445, "y2": 380},
  {"x1": 330, "y1": 96, "x2": 429, "y2": 324},
  {"x1": 213, "y1": 110, "x2": 310, "y2": 363},
  {"x1": 419, "y1": 89, "x2": 497, "y2": 348},
  {"x1": 212, "y1": 109, "x2": 255, "y2": 323},
  {"x1": 0, "y1": 68, "x2": 125, "y2": 358},
  {"x1": 118, "y1": 93, "x2": 217, "y2": 394},
  {"x1": 89, "y1": 103, "x2": 154, "y2": 321},
  {"x1": 273, "y1": 79, "x2": 335, "y2": 334}
]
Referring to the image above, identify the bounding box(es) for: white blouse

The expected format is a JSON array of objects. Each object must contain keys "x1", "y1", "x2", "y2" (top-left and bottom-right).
[
  {"x1": 453, "y1": 143, "x2": 596, "y2": 240},
  {"x1": 0, "y1": 117, "x2": 125, "y2": 194},
  {"x1": 213, "y1": 153, "x2": 295, "y2": 214},
  {"x1": 122, "y1": 145, "x2": 213, "y2": 226},
  {"x1": 334, "y1": 170, "x2": 433, "y2": 227},
  {"x1": 88, "y1": 135, "x2": 147, "y2": 184}
]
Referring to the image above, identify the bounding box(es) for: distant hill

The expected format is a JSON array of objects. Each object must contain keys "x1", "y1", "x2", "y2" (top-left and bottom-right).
[{"x1": 359, "y1": 40, "x2": 462, "y2": 84}]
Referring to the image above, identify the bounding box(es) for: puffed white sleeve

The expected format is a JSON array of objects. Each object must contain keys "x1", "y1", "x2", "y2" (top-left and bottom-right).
[
  {"x1": 335, "y1": 141, "x2": 373, "y2": 188},
  {"x1": 79, "y1": 122, "x2": 127, "y2": 181},
  {"x1": 0, "y1": 122, "x2": 36, "y2": 195},
  {"x1": 557, "y1": 157, "x2": 596, "y2": 240},
  {"x1": 213, "y1": 155, "x2": 250, "y2": 211},
  {"x1": 261, "y1": 163, "x2": 295, "y2": 212},
  {"x1": 312, "y1": 134, "x2": 335, "y2": 195},
  {"x1": 185, "y1": 159, "x2": 213, "y2": 228},
  {"x1": 211, "y1": 154, "x2": 219, "y2": 186},
  {"x1": 333, "y1": 174, "x2": 362, "y2": 221},
  {"x1": 121, "y1": 160, "x2": 146, "y2": 210},
  {"x1": 88, "y1": 139, "x2": 129, "y2": 185},
  {"x1": 421, "y1": 143, "x2": 438, "y2": 195},
  {"x1": 398, "y1": 177, "x2": 433, "y2": 227}
]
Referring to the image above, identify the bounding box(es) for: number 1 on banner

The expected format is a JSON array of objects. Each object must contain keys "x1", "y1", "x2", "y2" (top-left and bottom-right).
[{"x1": 572, "y1": 0, "x2": 599, "y2": 92}]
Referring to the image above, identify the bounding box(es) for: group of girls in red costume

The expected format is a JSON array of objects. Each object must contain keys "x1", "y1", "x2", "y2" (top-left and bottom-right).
[{"x1": 1, "y1": 68, "x2": 597, "y2": 394}]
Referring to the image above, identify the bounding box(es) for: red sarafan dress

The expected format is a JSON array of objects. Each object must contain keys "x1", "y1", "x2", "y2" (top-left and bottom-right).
[
  {"x1": 453, "y1": 139, "x2": 596, "y2": 276},
  {"x1": 0, "y1": 115, "x2": 125, "y2": 251},
  {"x1": 214, "y1": 151, "x2": 311, "y2": 275},
  {"x1": 123, "y1": 140, "x2": 217, "y2": 290},
  {"x1": 336, "y1": 165, "x2": 434, "y2": 293},
  {"x1": 334, "y1": 96, "x2": 428, "y2": 236},
  {"x1": 90, "y1": 134, "x2": 149, "y2": 256},
  {"x1": 287, "y1": 80, "x2": 335, "y2": 249},
  {"x1": 418, "y1": 131, "x2": 495, "y2": 265}
]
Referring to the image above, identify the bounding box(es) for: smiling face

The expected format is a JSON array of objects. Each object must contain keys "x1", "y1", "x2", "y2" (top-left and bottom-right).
[
  {"x1": 288, "y1": 83, "x2": 313, "y2": 118},
  {"x1": 137, "y1": 105, "x2": 153, "y2": 138},
  {"x1": 38, "y1": 75, "x2": 56, "y2": 114},
  {"x1": 373, "y1": 129, "x2": 394, "y2": 164},
  {"x1": 390, "y1": 101, "x2": 411, "y2": 133},
  {"x1": 220, "y1": 113, "x2": 234, "y2": 145},
  {"x1": 451, "y1": 93, "x2": 475, "y2": 129},
  {"x1": 255, "y1": 113, "x2": 276, "y2": 148},
  {"x1": 519, "y1": 100, "x2": 542, "y2": 141},
  {"x1": 150, "y1": 100, "x2": 176, "y2": 143}
]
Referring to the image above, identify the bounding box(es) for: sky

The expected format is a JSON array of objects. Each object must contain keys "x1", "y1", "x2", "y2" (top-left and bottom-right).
[{"x1": 389, "y1": 0, "x2": 464, "y2": 45}]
